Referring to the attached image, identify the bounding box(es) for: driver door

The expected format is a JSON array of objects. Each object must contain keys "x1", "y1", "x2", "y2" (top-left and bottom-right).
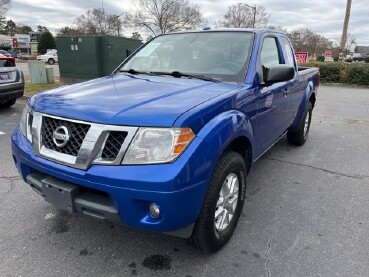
[{"x1": 255, "y1": 36, "x2": 290, "y2": 156}]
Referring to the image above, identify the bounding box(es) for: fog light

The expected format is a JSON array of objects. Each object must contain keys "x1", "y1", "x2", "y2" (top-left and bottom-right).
[{"x1": 149, "y1": 203, "x2": 160, "y2": 218}]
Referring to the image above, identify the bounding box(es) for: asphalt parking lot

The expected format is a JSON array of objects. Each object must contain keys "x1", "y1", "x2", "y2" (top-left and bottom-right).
[{"x1": 0, "y1": 85, "x2": 368, "y2": 277}]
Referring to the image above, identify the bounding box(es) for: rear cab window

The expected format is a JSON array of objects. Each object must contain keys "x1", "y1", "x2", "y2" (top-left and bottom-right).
[{"x1": 280, "y1": 37, "x2": 296, "y2": 68}]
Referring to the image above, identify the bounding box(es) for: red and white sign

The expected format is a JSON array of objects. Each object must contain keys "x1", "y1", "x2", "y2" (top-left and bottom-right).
[
  {"x1": 325, "y1": 50, "x2": 332, "y2": 58},
  {"x1": 295, "y1": 52, "x2": 308, "y2": 64},
  {"x1": 12, "y1": 38, "x2": 18, "y2": 48}
]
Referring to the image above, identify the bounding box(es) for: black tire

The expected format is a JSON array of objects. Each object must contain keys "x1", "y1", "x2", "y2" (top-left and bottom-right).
[
  {"x1": 48, "y1": 58, "x2": 55, "y2": 65},
  {"x1": 287, "y1": 102, "x2": 313, "y2": 146},
  {"x1": 0, "y1": 98, "x2": 16, "y2": 108},
  {"x1": 188, "y1": 151, "x2": 246, "y2": 253}
]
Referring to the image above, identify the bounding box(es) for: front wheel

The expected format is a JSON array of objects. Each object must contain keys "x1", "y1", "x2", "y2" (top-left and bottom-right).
[
  {"x1": 287, "y1": 102, "x2": 313, "y2": 146},
  {"x1": 188, "y1": 151, "x2": 246, "y2": 253}
]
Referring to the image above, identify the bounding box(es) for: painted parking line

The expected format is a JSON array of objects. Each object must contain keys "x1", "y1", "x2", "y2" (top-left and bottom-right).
[{"x1": 0, "y1": 131, "x2": 5, "y2": 136}]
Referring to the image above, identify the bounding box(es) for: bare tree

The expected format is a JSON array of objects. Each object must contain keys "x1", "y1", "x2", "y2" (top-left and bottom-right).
[
  {"x1": 74, "y1": 8, "x2": 124, "y2": 36},
  {"x1": 215, "y1": 3, "x2": 269, "y2": 28},
  {"x1": 0, "y1": 0, "x2": 11, "y2": 33},
  {"x1": 57, "y1": 26, "x2": 82, "y2": 37},
  {"x1": 267, "y1": 25, "x2": 288, "y2": 33},
  {"x1": 288, "y1": 28, "x2": 333, "y2": 56},
  {"x1": 128, "y1": 0, "x2": 204, "y2": 36},
  {"x1": 0, "y1": 0, "x2": 11, "y2": 15},
  {"x1": 131, "y1": 31, "x2": 143, "y2": 41},
  {"x1": 340, "y1": 33, "x2": 356, "y2": 53}
]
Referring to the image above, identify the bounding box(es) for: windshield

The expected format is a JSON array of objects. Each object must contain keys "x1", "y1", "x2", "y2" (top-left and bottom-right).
[
  {"x1": 45, "y1": 50, "x2": 57, "y2": 56},
  {"x1": 120, "y1": 31, "x2": 254, "y2": 83}
]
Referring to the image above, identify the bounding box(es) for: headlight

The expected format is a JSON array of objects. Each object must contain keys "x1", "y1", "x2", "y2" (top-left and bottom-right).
[
  {"x1": 122, "y1": 128, "x2": 195, "y2": 164},
  {"x1": 19, "y1": 104, "x2": 33, "y2": 142}
]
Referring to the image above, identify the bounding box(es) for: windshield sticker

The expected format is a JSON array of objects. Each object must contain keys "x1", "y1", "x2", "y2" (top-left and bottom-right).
[
  {"x1": 192, "y1": 51, "x2": 199, "y2": 60},
  {"x1": 135, "y1": 42, "x2": 161, "y2": 57}
]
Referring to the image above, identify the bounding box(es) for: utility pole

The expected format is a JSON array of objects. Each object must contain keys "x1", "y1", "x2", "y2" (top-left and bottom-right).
[{"x1": 340, "y1": 0, "x2": 352, "y2": 54}]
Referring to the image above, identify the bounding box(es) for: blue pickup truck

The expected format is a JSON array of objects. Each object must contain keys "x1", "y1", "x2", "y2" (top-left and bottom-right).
[{"x1": 12, "y1": 29, "x2": 319, "y2": 253}]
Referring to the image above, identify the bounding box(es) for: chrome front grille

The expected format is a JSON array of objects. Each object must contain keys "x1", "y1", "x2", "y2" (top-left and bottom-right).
[
  {"x1": 42, "y1": 116, "x2": 91, "y2": 156},
  {"x1": 31, "y1": 112, "x2": 138, "y2": 170}
]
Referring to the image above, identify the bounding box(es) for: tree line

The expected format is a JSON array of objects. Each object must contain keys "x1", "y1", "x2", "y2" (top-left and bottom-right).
[{"x1": 0, "y1": 0, "x2": 356, "y2": 56}]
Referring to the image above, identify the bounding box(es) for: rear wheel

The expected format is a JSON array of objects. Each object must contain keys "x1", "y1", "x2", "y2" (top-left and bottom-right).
[
  {"x1": 287, "y1": 102, "x2": 313, "y2": 146},
  {"x1": 47, "y1": 58, "x2": 55, "y2": 65},
  {"x1": 0, "y1": 98, "x2": 16, "y2": 108},
  {"x1": 188, "y1": 151, "x2": 246, "y2": 253}
]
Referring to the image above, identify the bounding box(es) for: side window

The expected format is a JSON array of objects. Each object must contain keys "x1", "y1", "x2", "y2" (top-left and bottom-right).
[
  {"x1": 281, "y1": 37, "x2": 295, "y2": 66},
  {"x1": 260, "y1": 37, "x2": 281, "y2": 81}
]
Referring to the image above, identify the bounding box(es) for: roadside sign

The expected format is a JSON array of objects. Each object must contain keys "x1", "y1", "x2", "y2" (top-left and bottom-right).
[
  {"x1": 295, "y1": 52, "x2": 308, "y2": 64},
  {"x1": 12, "y1": 38, "x2": 18, "y2": 48}
]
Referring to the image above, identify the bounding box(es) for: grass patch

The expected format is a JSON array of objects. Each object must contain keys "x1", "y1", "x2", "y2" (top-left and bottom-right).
[{"x1": 25, "y1": 82, "x2": 60, "y2": 97}]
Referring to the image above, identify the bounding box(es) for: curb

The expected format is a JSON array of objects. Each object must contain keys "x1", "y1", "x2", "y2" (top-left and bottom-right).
[
  {"x1": 21, "y1": 95, "x2": 31, "y2": 100},
  {"x1": 321, "y1": 82, "x2": 369, "y2": 88}
]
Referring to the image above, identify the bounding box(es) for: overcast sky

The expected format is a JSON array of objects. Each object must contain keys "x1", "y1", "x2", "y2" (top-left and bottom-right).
[{"x1": 7, "y1": 0, "x2": 369, "y2": 46}]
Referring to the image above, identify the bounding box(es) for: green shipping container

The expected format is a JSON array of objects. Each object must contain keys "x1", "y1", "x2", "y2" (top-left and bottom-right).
[{"x1": 56, "y1": 35, "x2": 142, "y2": 82}]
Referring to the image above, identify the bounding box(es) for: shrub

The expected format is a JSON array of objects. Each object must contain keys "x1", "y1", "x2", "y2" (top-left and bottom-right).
[
  {"x1": 305, "y1": 61, "x2": 320, "y2": 67},
  {"x1": 333, "y1": 56, "x2": 339, "y2": 62},
  {"x1": 319, "y1": 63, "x2": 341, "y2": 83},
  {"x1": 316, "y1": 55, "x2": 325, "y2": 62},
  {"x1": 299, "y1": 62, "x2": 369, "y2": 85},
  {"x1": 345, "y1": 58, "x2": 353, "y2": 63},
  {"x1": 365, "y1": 56, "x2": 369, "y2": 63},
  {"x1": 344, "y1": 64, "x2": 369, "y2": 85},
  {"x1": 339, "y1": 63, "x2": 348, "y2": 81}
]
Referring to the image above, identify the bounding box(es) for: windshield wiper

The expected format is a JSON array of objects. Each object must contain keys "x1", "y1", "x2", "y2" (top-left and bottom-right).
[
  {"x1": 152, "y1": 71, "x2": 220, "y2": 83},
  {"x1": 120, "y1": 68, "x2": 153, "y2": 75},
  {"x1": 120, "y1": 69, "x2": 220, "y2": 83}
]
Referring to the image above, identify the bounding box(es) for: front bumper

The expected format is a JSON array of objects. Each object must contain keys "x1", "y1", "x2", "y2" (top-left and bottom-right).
[{"x1": 11, "y1": 127, "x2": 215, "y2": 237}]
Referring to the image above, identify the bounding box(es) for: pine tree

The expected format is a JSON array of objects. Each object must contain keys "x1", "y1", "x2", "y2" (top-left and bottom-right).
[{"x1": 37, "y1": 31, "x2": 56, "y2": 54}]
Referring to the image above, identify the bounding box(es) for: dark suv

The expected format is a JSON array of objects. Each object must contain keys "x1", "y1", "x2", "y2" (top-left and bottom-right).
[{"x1": 0, "y1": 56, "x2": 24, "y2": 108}]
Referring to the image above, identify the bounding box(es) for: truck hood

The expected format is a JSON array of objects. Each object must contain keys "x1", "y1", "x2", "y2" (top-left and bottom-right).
[{"x1": 30, "y1": 74, "x2": 238, "y2": 126}]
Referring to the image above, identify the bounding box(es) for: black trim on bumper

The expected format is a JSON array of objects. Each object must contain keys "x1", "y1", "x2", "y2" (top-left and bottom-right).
[
  {"x1": 26, "y1": 172, "x2": 122, "y2": 224},
  {"x1": 0, "y1": 89, "x2": 24, "y2": 102}
]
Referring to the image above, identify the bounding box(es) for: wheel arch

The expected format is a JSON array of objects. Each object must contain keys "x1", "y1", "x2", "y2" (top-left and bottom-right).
[
  {"x1": 225, "y1": 136, "x2": 252, "y2": 174},
  {"x1": 289, "y1": 81, "x2": 315, "y2": 130},
  {"x1": 197, "y1": 110, "x2": 254, "y2": 175},
  {"x1": 309, "y1": 91, "x2": 316, "y2": 109}
]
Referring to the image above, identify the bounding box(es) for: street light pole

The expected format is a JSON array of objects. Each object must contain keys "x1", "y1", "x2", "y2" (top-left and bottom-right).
[
  {"x1": 243, "y1": 3, "x2": 257, "y2": 28},
  {"x1": 116, "y1": 12, "x2": 125, "y2": 36}
]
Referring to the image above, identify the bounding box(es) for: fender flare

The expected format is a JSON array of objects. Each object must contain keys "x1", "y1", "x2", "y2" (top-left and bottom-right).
[
  {"x1": 290, "y1": 81, "x2": 315, "y2": 130},
  {"x1": 196, "y1": 110, "x2": 254, "y2": 164}
]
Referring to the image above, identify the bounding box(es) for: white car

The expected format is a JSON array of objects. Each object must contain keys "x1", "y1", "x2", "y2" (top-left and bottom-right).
[{"x1": 37, "y1": 49, "x2": 58, "y2": 65}]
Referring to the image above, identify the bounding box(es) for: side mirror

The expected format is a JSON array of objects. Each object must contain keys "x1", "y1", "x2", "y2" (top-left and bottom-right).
[{"x1": 265, "y1": 65, "x2": 295, "y2": 85}]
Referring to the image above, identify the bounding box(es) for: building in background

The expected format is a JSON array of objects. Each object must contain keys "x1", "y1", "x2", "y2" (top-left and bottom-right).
[
  {"x1": 354, "y1": 46, "x2": 369, "y2": 56},
  {"x1": 14, "y1": 34, "x2": 30, "y2": 48}
]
